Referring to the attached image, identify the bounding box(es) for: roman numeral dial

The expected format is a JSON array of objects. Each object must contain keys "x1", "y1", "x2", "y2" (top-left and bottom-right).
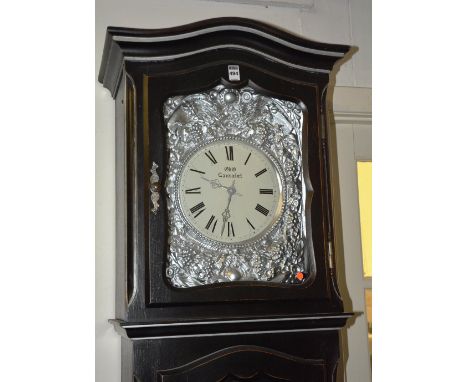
[
  {"x1": 190, "y1": 202, "x2": 205, "y2": 214},
  {"x1": 255, "y1": 203, "x2": 269, "y2": 216},
  {"x1": 246, "y1": 218, "x2": 255, "y2": 230},
  {"x1": 255, "y1": 168, "x2": 267, "y2": 177},
  {"x1": 227, "y1": 222, "x2": 235, "y2": 237},
  {"x1": 205, "y1": 150, "x2": 217, "y2": 164},
  {"x1": 205, "y1": 215, "x2": 218, "y2": 233},
  {"x1": 178, "y1": 139, "x2": 284, "y2": 244},
  {"x1": 225, "y1": 146, "x2": 234, "y2": 161},
  {"x1": 185, "y1": 187, "x2": 201, "y2": 194}
]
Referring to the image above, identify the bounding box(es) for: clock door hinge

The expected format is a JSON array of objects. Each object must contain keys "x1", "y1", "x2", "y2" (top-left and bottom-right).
[{"x1": 328, "y1": 240, "x2": 335, "y2": 269}]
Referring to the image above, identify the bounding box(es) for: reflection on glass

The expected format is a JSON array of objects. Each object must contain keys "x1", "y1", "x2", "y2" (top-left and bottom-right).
[
  {"x1": 365, "y1": 288, "x2": 372, "y2": 361},
  {"x1": 357, "y1": 161, "x2": 372, "y2": 278}
]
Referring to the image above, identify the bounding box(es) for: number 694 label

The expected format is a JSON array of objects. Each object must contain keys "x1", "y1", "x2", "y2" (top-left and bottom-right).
[{"x1": 228, "y1": 65, "x2": 240, "y2": 81}]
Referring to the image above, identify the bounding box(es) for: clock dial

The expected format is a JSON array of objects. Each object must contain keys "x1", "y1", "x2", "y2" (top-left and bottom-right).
[{"x1": 178, "y1": 139, "x2": 284, "y2": 244}]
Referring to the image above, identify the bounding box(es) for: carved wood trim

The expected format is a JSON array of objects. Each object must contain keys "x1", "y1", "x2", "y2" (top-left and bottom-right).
[{"x1": 156, "y1": 345, "x2": 326, "y2": 382}]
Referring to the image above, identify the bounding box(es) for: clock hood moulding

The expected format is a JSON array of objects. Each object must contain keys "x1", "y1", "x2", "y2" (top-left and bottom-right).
[{"x1": 98, "y1": 17, "x2": 351, "y2": 98}]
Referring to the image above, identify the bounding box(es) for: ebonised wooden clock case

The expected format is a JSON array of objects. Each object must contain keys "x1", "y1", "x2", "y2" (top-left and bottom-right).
[{"x1": 99, "y1": 17, "x2": 353, "y2": 382}]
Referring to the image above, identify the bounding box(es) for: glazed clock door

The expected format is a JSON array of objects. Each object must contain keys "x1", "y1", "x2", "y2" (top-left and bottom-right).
[
  {"x1": 134, "y1": 60, "x2": 337, "y2": 312},
  {"x1": 163, "y1": 85, "x2": 307, "y2": 288}
]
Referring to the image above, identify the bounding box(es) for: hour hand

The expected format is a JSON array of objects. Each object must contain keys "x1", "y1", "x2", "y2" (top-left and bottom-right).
[
  {"x1": 201, "y1": 176, "x2": 223, "y2": 189},
  {"x1": 201, "y1": 177, "x2": 243, "y2": 196}
]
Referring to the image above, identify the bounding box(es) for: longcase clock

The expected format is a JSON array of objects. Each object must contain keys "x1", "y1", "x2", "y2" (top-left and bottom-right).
[{"x1": 99, "y1": 17, "x2": 353, "y2": 382}]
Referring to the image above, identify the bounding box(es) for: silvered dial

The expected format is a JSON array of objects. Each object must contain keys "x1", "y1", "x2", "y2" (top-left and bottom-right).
[{"x1": 178, "y1": 139, "x2": 284, "y2": 244}]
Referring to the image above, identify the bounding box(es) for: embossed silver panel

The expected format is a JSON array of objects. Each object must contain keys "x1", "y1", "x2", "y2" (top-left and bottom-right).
[{"x1": 163, "y1": 85, "x2": 313, "y2": 287}]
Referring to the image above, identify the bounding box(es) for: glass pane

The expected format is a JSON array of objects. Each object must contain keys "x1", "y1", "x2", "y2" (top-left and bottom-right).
[
  {"x1": 357, "y1": 161, "x2": 372, "y2": 278},
  {"x1": 163, "y1": 84, "x2": 311, "y2": 288},
  {"x1": 365, "y1": 288, "x2": 372, "y2": 362}
]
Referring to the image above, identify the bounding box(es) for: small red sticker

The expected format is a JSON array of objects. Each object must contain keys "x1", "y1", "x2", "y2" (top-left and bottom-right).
[{"x1": 295, "y1": 272, "x2": 304, "y2": 281}]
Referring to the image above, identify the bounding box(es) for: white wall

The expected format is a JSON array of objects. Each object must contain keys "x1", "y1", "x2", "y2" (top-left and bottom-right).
[{"x1": 95, "y1": 1, "x2": 371, "y2": 381}]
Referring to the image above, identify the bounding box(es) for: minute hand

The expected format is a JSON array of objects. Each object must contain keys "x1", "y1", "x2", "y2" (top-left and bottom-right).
[{"x1": 220, "y1": 184, "x2": 235, "y2": 236}]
